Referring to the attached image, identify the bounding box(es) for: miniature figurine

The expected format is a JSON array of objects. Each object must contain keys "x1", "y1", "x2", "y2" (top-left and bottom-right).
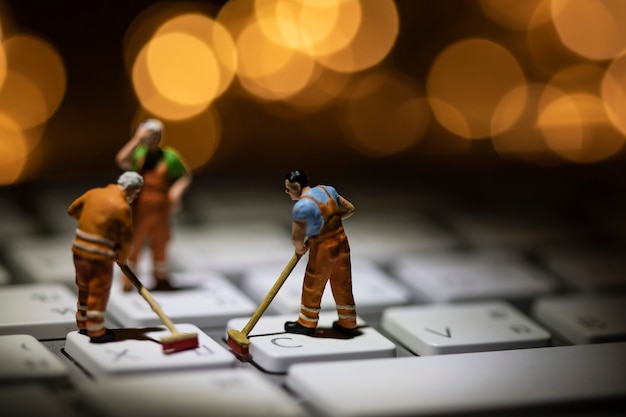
[
  {"x1": 283, "y1": 170, "x2": 358, "y2": 336},
  {"x1": 115, "y1": 118, "x2": 192, "y2": 292},
  {"x1": 68, "y1": 171, "x2": 144, "y2": 343}
]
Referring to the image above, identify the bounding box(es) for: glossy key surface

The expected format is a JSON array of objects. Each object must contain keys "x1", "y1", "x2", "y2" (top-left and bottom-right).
[
  {"x1": 286, "y1": 342, "x2": 626, "y2": 417},
  {"x1": 64, "y1": 323, "x2": 235, "y2": 379},
  {"x1": 226, "y1": 312, "x2": 396, "y2": 373},
  {"x1": 0, "y1": 283, "x2": 77, "y2": 339},
  {"x1": 382, "y1": 301, "x2": 551, "y2": 355}
]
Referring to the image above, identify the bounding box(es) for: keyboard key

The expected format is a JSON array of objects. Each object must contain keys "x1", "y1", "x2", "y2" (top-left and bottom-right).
[
  {"x1": 64, "y1": 323, "x2": 235, "y2": 379},
  {"x1": 226, "y1": 312, "x2": 396, "y2": 373},
  {"x1": 344, "y1": 214, "x2": 459, "y2": 264},
  {"x1": 1, "y1": 385, "x2": 79, "y2": 417},
  {"x1": 286, "y1": 342, "x2": 626, "y2": 417},
  {"x1": 78, "y1": 368, "x2": 309, "y2": 417},
  {"x1": 442, "y1": 200, "x2": 570, "y2": 248},
  {"x1": 391, "y1": 250, "x2": 557, "y2": 303},
  {"x1": 0, "y1": 334, "x2": 68, "y2": 382},
  {"x1": 0, "y1": 196, "x2": 39, "y2": 238},
  {"x1": 382, "y1": 301, "x2": 551, "y2": 355},
  {"x1": 35, "y1": 181, "x2": 89, "y2": 234},
  {"x1": 241, "y1": 256, "x2": 411, "y2": 316},
  {"x1": 6, "y1": 235, "x2": 75, "y2": 284},
  {"x1": 169, "y1": 221, "x2": 294, "y2": 274},
  {"x1": 108, "y1": 270, "x2": 257, "y2": 328},
  {"x1": 533, "y1": 294, "x2": 626, "y2": 344},
  {"x1": 0, "y1": 261, "x2": 10, "y2": 285},
  {"x1": 188, "y1": 183, "x2": 289, "y2": 224},
  {"x1": 0, "y1": 283, "x2": 77, "y2": 339},
  {"x1": 540, "y1": 245, "x2": 626, "y2": 291}
]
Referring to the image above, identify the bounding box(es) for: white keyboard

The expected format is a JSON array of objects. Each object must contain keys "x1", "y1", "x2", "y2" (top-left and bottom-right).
[{"x1": 1, "y1": 177, "x2": 625, "y2": 417}]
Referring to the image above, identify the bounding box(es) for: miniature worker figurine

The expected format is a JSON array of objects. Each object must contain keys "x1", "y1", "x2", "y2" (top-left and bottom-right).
[
  {"x1": 68, "y1": 172, "x2": 144, "y2": 343},
  {"x1": 283, "y1": 170, "x2": 358, "y2": 336},
  {"x1": 115, "y1": 119, "x2": 192, "y2": 291}
]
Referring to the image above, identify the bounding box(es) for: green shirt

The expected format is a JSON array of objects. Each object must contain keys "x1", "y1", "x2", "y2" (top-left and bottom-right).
[{"x1": 132, "y1": 145, "x2": 187, "y2": 182}]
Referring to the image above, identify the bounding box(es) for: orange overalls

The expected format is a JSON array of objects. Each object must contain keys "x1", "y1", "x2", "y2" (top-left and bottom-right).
[
  {"x1": 126, "y1": 159, "x2": 171, "y2": 284},
  {"x1": 297, "y1": 186, "x2": 357, "y2": 330},
  {"x1": 68, "y1": 184, "x2": 133, "y2": 338}
]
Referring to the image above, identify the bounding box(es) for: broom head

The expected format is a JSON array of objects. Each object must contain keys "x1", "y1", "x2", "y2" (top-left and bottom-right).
[
  {"x1": 161, "y1": 332, "x2": 199, "y2": 354},
  {"x1": 227, "y1": 329, "x2": 250, "y2": 357}
]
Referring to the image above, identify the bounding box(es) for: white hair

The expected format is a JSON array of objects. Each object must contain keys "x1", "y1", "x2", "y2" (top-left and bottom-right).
[
  {"x1": 117, "y1": 171, "x2": 144, "y2": 189},
  {"x1": 141, "y1": 118, "x2": 163, "y2": 133}
]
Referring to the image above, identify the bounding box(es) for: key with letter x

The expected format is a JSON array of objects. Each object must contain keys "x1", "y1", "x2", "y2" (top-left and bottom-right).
[{"x1": 64, "y1": 323, "x2": 235, "y2": 379}]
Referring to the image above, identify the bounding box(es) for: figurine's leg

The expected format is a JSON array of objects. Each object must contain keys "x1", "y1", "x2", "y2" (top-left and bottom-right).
[
  {"x1": 85, "y1": 260, "x2": 114, "y2": 343},
  {"x1": 124, "y1": 220, "x2": 147, "y2": 292},
  {"x1": 286, "y1": 241, "x2": 329, "y2": 334},
  {"x1": 73, "y1": 254, "x2": 89, "y2": 334},
  {"x1": 150, "y1": 214, "x2": 172, "y2": 291},
  {"x1": 328, "y1": 236, "x2": 357, "y2": 334}
]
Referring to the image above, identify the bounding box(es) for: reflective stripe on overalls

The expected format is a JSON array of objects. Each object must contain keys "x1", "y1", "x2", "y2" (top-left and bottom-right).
[{"x1": 297, "y1": 186, "x2": 357, "y2": 330}]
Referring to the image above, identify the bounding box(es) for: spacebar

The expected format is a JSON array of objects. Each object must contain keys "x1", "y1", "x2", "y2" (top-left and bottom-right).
[{"x1": 286, "y1": 342, "x2": 626, "y2": 417}]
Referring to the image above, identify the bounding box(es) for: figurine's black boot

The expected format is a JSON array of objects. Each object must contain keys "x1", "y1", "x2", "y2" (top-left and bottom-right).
[
  {"x1": 152, "y1": 278, "x2": 177, "y2": 292},
  {"x1": 78, "y1": 329, "x2": 87, "y2": 335},
  {"x1": 89, "y1": 328, "x2": 115, "y2": 344},
  {"x1": 284, "y1": 321, "x2": 315, "y2": 335},
  {"x1": 332, "y1": 321, "x2": 358, "y2": 336}
]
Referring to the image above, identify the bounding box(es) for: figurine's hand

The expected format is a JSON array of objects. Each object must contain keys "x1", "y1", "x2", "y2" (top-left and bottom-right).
[
  {"x1": 134, "y1": 124, "x2": 155, "y2": 144},
  {"x1": 295, "y1": 241, "x2": 309, "y2": 255},
  {"x1": 169, "y1": 191, "x2": 184, "y2": 214},
  {"x1": 170, "y1": 198, "x2": 182, "y2": 214}
]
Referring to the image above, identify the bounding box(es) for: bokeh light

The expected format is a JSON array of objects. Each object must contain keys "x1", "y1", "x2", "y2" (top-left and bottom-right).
[
  {"x1": 537, "y1": 93, "x2": 625, "y2": 163},
  {"x1": 0, "y1": 117, "x2": 28, "y2": 184},
  {"x1": 426, "y1": 38, "x2": 526, "y2": 140},
  {"x1": 341, "y1": 71, "x2": 430, "y2": 157},
  {"x1": 254, "y1": 0, "x2": 362, "y2": 56},
  {"x1": 551, "y1": 0, "x2": 626, "y2": 61},
  {"x1": 526, "y1": 8, "x2": 585, "y2": 78},
  {"x1": 129, "y1": 9, "x2": 235, "y2": 121},
  {"x1": 480, "y1": 0, "x2": 552, "y2": 31},
  {"x1": 0, "y1": 32, "x2": 66, "y2": 185},
  {"x1": 236, "y1": 21, "x2": 316, "y2": 100},
  {"x1": 601, "y1": 52, "x2": 626, "y2": 137},
  {"x1": 3, "y1": 0, "x2": 626, "y2": 186},
  {"x1": 492, "y1": 83, "x2": 566, "y2": 165},
  {"x1": 314, "y1": 0, "x2": 398, "y2": 73},
  {"x1": 282, "y1": 66, "x2": 351, "y2": 111},
  {"x1": 0, "y1": 35, "x2": 66, "y2": 130}
]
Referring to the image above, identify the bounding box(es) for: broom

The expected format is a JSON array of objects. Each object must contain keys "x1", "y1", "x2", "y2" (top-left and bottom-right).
[
  {"x1": 227, "y1": 252, "x2": 302, "y2": 357},
  {"x1": 117, "y1": 262, "x2": 199, "y2": 354}
]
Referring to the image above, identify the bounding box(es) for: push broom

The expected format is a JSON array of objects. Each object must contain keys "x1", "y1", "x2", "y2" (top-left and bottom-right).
[
  {"x1": 227, "y1": 252, "x2": 302, "y2": 357},
  {"x1": 117, "y1": 262, "x2": 199, "y2": 354}
]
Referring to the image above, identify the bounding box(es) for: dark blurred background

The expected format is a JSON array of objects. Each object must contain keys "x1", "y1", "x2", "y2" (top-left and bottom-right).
[{"x1": 0, "y1": 0, "x2": 624, "y2": 197}]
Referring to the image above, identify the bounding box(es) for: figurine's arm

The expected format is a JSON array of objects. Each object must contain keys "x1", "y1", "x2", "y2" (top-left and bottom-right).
[
  {"x1": 115, "y1": 206, "x2": 134, "y2": 262},
  {"x1": 291, "y1": 220, "x2": 308, "y2": 255},
  {"x1": 168, "y1": 172, "x2": 192, "y2": 213},
  {"x1": 115, "y1": 124, "x2": 151, "y2": 170},
  {"x1": 337, "y1": 195, "x2": 355, "y2": 220}
]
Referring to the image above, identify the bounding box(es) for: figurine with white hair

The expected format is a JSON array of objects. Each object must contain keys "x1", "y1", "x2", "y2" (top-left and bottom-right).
[
  {"x1": 116, "y1": 118, "x2": 192, "y2": 291},
  {"x1": 68, "y1": 171, "x2": 143, "y2": 343}
]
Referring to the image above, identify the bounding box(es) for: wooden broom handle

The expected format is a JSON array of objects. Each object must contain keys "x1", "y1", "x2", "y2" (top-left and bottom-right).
[
  {"x1": 241, "y1": 252, "x2": 302, "y2": 336},
  {"x1": 117, "y1": 262, "x2": 179, "y2": 335}
]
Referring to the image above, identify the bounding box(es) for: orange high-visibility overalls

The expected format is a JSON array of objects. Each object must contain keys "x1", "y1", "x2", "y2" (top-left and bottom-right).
[
  {"x1": 297, "y1": 186, "x2": 357, "y2": 330},
  {"x1": 127, "y1": 160, "x2": 171, "y2": 282},
  {"x1": 68, "y1": 184, "x2": 133, "y2": 338}
]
